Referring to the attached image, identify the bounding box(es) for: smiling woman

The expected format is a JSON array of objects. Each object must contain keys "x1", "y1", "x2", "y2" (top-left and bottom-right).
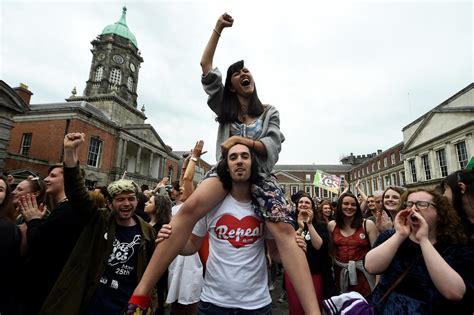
[{"x1": 328, "y1": 192, "x2": 378, "y2": 297}]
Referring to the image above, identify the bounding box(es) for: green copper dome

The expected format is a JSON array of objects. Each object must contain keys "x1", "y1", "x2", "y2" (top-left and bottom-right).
[{"x1": 101, "y1": 6, "x2": 138, "y2": 47}]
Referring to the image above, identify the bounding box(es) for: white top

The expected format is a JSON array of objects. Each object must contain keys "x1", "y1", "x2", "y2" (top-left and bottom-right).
[
  {"x1": 193, "y1": 194, "x2": 271, "y2": 309},
  {"x1": 166, "y1": 204, "x2": 203, "y2": 304}
]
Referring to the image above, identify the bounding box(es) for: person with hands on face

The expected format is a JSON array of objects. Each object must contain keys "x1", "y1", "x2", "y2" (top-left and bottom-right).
[
  {"x1": 130, "y1": 13, "x2": 320, "y2": 315},
  {"x1": 286, "y1": 194, "x2": 336, "y2": 314},
  {"x1": 365, "y1": 189, "x2": 473, "y2": 314},
  {"x1": 18, "y1": 193, "x2": 47, "y2": 222}
]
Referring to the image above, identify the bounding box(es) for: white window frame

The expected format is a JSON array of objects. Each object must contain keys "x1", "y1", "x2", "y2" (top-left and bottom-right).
[
  {"x1": 455, "y1": 141, "x2": 468, "y2": 169},
  {"x1": 86, "y1": 137, "x2": 103, "y2": 168},
  {"x1": 20, "y1": 133, "x2": 32, "y2": 156}
]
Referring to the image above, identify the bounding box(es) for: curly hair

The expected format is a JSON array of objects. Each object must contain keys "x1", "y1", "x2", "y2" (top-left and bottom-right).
[
  {"x1": 318, "y1": 199, "x2": 334, "y2": 223},
  {"x1": 401, "y1": 189, "x2": 467, "y2": 244},
  {"x1": 335, "y1": 193, "x2": 363, "y2": 229}
]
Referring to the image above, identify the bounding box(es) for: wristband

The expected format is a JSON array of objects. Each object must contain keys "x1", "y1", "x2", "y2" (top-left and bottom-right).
[{"x1": 128, "y1": 295, "x2": 151, "y2": 309}]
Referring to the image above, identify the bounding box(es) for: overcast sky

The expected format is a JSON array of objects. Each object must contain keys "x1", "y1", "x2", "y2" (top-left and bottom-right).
[{"x1": 1, "y1": 0, "x2": 472, "y2": 165}]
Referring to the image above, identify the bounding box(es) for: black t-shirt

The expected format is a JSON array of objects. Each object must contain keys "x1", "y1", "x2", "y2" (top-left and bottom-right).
[{"x1": 86, "y1": 224, "x2": 141, "y2": 315}]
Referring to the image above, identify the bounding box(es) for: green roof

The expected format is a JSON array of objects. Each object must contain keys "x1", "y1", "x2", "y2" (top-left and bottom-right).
[{"x1": 101, "y1": 6, "x2": 138, "y2": 48}]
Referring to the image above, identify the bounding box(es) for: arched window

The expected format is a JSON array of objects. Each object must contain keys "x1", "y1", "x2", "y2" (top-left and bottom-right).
[
  {"x1": 94, "y1": 65, "x2": 103, "y2": 82},
  {"x1": 109, "y1": 68, "x2": 122, "y2": 86},
  {"x1": 127, "y1": 76, "x2": 134, "y2": 91}
]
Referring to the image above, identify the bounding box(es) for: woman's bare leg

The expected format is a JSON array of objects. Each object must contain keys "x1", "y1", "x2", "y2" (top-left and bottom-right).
[
  {"x1": 133, "y1": 177, "x2": 226, "y2": 296},
  {"x1": 267, "y1": 221, "x2": 321, "y2": 315}
]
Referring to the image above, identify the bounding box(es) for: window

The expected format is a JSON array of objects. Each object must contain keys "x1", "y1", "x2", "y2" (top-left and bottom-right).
[
  {"x1": 399, "y1": 171, "x2": 406, "y2": 186},
  {"x1": 391, "y1": 153, "x2": 396, "y2": 165},
  {"x1": 391, "y1": 173, "x2": 397, "y2": 186},
  {"x1": 109, "y1": 68, "x2": 122, "y2": 86},
  {"x1": 168, "y1": 166, "x2": 174, "y2": 181},
  {"x1": 314, "y1": 186, "x2": 320, "y2": 197},
  {"x1": 455, "y1": 141, "x2": 468, "y2": 169},
  {"x1": 323, "y1": 189, "x2": 329, "y2": 198},
  {"x1": 373, "y1": 179, "x2": 377, "y2": 192},
  {"x1": 86, "y1": 137, "x2": 103, "y2": 167},
  {"x1": 372, "y1": 163, "x2": 375, "y2": 172},
  {"x1": 366, "y1": 166, "x2": 369, "y2": 174},
  {"x1": 94, "y1": 66, "x2": 103, "y2": 81},
  {"x1": 409, "y1": 159, "x2": 417, "y2": 182},
  {"x1": 305, "y1": 186, "x2": 311, "y2": 195},
  {"x1": 340, "y1": 176, "x2": 345, "y2": 189},
  {"x1": 362, "y1": 168, "x2": 365, "y2": 176},
  {"x1": 305, "y1": 174, "x2": 311, "y2": 182},
  {"x1": 127, "y1": 76, "x2": 134, "y2": 91},
  {"x1": 377, "y1": 160, "x2": 381, "y2": 170},
  {"x1": 421, "y1": 154, "x2": 431, "y2": 180},
  {"x1": 436, "y1": 149, "x2": 448, "y2": 177},
  {"x1": 357, "y1": 170, "x2": 361, "y2": 178},
  {"x1": 383, "y1": 157, "x2": 388, "y2": 168},
  {"x1": 384, "y1": 175, "x2": 390, "y2": 187},
  {"x1": 291, "y1": 185, "x2": 298, "y2": 195},
  {"x1": 20, "y1": 133, "x2": 32, "y2": 156}
]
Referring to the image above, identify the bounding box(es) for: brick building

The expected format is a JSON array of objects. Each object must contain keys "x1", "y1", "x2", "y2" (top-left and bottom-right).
[{"x1": 3, "y1": 7, "x2": 180, "y2": 188}]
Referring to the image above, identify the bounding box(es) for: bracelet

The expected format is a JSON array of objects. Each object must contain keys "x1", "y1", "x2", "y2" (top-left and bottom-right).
[
  {"x1": 190, "y1": 157, "x2": 198, "y2": 162},
  {"x1": 213, "y1": 28, "x2": 221, "y2": 37}
]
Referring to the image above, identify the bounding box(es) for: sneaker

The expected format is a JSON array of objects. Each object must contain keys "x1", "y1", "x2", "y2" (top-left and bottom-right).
[{"x1": 278, "y1": 291, "x2": 287, "y2": 303}]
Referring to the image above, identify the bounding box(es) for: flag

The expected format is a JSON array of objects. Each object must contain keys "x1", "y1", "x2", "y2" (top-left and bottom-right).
[
  {"x1": 313, "y1": 170, "x2": 341, "y2": 194},
  {"x1": 466, "y1": 156, "x2": 474, "y2": 170}
]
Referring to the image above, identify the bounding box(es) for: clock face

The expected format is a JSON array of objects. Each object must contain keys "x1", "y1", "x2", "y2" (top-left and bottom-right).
[
  {"x1": 97, "y1": 53, "x2": 106, "y2": 61},
  {"x1": 130, "y1": 63, "x2": 136, "y2": 72},
  {"x1": 112, "y1": 54, "x2": 124, "y2": 64}
]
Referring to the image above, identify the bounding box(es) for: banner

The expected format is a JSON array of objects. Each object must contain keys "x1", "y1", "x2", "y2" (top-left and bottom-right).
[{"x1": 313, "y1": 169, "x2": 341, "y2": 194}]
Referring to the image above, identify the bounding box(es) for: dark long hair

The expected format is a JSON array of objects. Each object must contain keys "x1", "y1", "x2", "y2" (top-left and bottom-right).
[
  {"x1": 216, "y1": 144, "x2": 259, "y2": 191},
  {"x1": 0, "y1": 175, "x2": 15, "y2": 221},
  {"x1": 295, "y1": 193, "x2": 324, "y2": 224},
  {"x1": 335, "y1": 193, "x2": 363, "y2": 229},
  {"x1": 217, "y1": 60, "x2": 264, "y2": 124},
  {"x1": 441, "y1": 170, "x2": 474, "y2": 237},
  {"x1": 151, "y1": 194, "x2": 172, "y2": 226}
]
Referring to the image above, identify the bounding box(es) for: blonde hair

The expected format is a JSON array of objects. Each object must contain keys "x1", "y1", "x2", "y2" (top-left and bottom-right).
[{"x1": 107, "y1": 179, "x2": 137, "y2": 200}]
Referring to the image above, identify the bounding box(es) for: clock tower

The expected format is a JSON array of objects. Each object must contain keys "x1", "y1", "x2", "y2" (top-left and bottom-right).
[{"x1": 71, "y1": 6, "x2": 146, "y2": 124}]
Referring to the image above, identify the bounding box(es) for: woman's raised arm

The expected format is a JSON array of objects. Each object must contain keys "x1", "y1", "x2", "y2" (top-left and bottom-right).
[{"x1": 200, "y1": 13, "x2": 233, "y2": 75}]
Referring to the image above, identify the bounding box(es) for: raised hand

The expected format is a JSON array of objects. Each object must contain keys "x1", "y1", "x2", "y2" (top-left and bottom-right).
[
  {"x1": 410, "y1": 211, "x2": 429, "y2": 242},
  {"x1": 216, "y1": 12, "x2": 234, "y2": 30},
  {"x1": 20, "y1": 194, "x2": 46, "y2": 222},
  {"x1": 64, "y1": 132, "x2": 85, "y2": 150},
  {"x1": 221, "y1": 135, "x2": 248, "y2": 152},
  {"x1": 393, "y1": 209, "x2": 411, "y2": 238},
  {"x1": 376, "y1": 210, "x2": 393, "y2": 232},
  {"x1": 191, "y1": 140, "x2": 206, "y2": 159}
]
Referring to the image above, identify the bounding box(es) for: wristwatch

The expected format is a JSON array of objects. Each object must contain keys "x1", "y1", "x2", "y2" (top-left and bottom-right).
[{"x1": 190, "y1": 157, "x2": 199, "y2": 162}]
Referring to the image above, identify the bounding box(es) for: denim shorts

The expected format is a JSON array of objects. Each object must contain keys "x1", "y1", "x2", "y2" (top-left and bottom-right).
[{"x1": 197, "y1": 301, "x2": 272, "y2": 315}]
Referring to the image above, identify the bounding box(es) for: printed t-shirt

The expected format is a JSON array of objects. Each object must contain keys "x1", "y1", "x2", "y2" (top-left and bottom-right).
[
  {"x1": 192, "y1": 194, "x2": 271, "y2": 309},
  {"x1": 86, "y1": 224, "x2": 141, "y2": 314}
]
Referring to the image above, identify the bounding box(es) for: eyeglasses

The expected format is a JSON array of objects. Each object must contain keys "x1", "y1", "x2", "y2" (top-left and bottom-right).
[{"x1": 403, "y1": 201, "x2": 436, "y2": 210}]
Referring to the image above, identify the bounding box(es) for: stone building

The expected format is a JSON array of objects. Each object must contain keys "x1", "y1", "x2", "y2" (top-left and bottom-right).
[
  {"x1": 0, "y1": 82, "x2": 30, "y2": 171},
  {"x1": 402, "y1": 83, "x2": 473, "y2": 189},
  {"x1": 348, "y1": 142, "x2": 405, "y2": 195},
  {"x1": 4, "y1": 7, "x2": 180, "y2": 187}
]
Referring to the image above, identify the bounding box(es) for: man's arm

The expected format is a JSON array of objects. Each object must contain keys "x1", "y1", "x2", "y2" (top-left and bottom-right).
[
  {"x1": 63, "y1": 133, "x2": 96, "y2": 218},
  {"x1": 155, "y1": 224, "x2": 203, "y2": 255}
]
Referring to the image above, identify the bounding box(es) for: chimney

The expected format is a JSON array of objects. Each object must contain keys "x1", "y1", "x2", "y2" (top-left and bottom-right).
[
  {"x1": 13, "y1": 83, "x2": 33, "y2": 105},
  {"x1": 377, "y1": 149, "x2": 382, "y2": 155}
]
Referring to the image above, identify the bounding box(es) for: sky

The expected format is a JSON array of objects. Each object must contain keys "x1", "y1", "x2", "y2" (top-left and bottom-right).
[{"x1": 1, "y1": 0, "x2": 472, "y2": 165}]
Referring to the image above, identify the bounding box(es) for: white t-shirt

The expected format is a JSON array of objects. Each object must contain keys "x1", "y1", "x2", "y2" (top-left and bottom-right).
[{"x1": 193, "y1": 194, "x2": 271, "y2": 309}]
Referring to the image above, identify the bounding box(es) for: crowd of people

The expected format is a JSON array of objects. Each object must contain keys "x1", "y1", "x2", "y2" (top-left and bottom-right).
[{"x1": 1, "y1": 12, "x2": 473, "y2": 315}]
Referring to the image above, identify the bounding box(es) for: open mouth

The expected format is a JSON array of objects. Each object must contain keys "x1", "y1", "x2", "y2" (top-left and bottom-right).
[{"x1": 241, "y1": 78, "x2": 250, "y2": 86}]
